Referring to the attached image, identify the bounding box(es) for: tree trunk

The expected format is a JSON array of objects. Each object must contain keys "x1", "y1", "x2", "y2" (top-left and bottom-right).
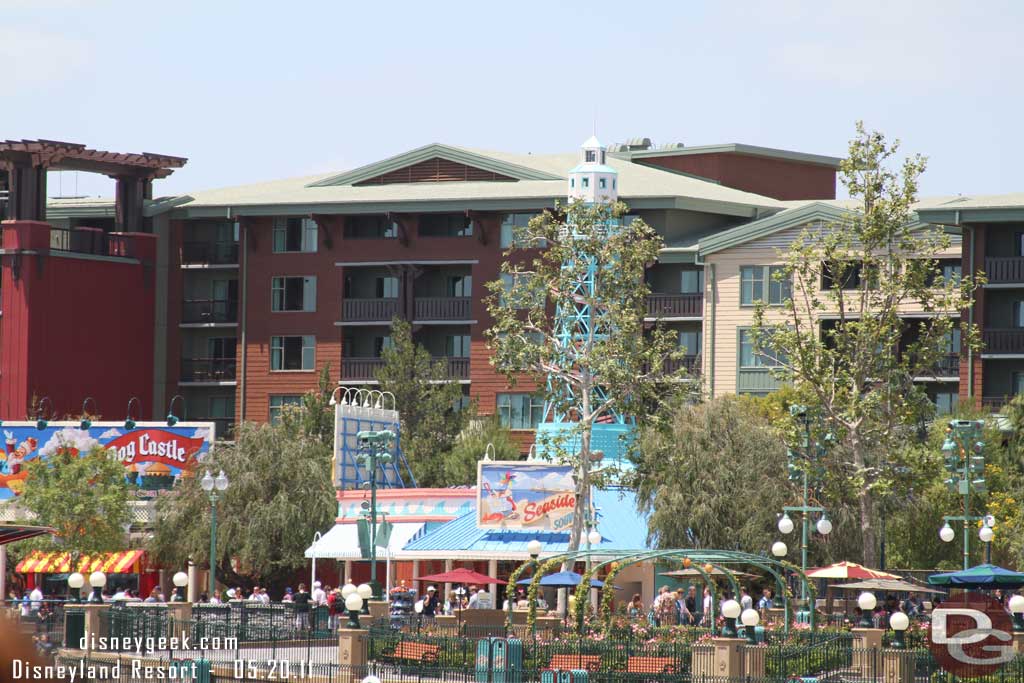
[
  {"x1": 559, "y1": 387, "x2": 593, "y2": 614},
  {"x1": 850, "y1": 433, "x2": 878, "y2": 567}
]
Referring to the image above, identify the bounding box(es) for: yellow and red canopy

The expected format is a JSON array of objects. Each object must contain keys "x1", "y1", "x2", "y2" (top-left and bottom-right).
[{"x1": 15, "y1": 549, "x2": 145, "y2": 574}]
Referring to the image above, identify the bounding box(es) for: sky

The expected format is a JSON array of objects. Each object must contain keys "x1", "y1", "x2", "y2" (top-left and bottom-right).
[{"x1": 3, "y1": 0, "x2": 1022, "y2": 201}]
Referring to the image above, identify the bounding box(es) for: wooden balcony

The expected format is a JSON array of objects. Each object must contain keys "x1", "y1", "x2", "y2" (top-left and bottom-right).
[
  {"x1": 414, "y1": 297, "x2": 472, "y2": 321},
  {"x1": 646, "y1": 293, "x2": 703, "y2": 318},
  {"x1": 983, "y1": 329, "x2": 1024, "y2": 354},
  {"x1": 341, "y1": 356, "x2": 470, "y2": 381},
  {"x1": 985, "y1": 257, "x2": 1024, "y2": 285},
  {"x1": 342, "y1": 298, "x2": 399, "y2": 322}
]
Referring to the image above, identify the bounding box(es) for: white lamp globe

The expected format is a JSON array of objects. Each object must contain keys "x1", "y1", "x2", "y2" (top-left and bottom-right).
[
  {"x1": 1008, "y1": 595, "x2": 1024, "y2": 614},
  {"x1": 200, "y1": 471, "x2": 214, "y2": 492},
  {"x1": 527, "y1": 540, "x2": 542, "y2": 556},
  {"x1": 939, "y1": 523, "x2": 955, "y2": 543},
  {"x1": 362, "y1": 676, "x2": 382, "y2": 683},
  {"x1": 980, "y1": 526, "x2": 994, "y2": 543},
  {"x1": 771, "y1": 541, "x2": 788, "y2": 557},
  {"x1": 778, "y1": 515, "x2": 795, "y2": 535},
  {"x1": 67, "y1": 572, "x2": 85, "y2": 589},
  {"x1": 344, "y1": 593, "x2": 363, "y2": 612},
  {"x1": 890, "y1": 611, "x2": 910, "y2": 631},
  {"x1": 817, "y1": 517, "x2": 833, "y2": 536},
  {"x1": 857, "y1": 592, "x2": 877, "y2": 612},
  {"x1": 341, "y1": 583, "x2": 357, "y2": 598},
  {"x1": 722, "y1": 599, "x2": 742, "y2": 619},
  {"x1": 173, "y1": 572, "x2": 189, "y2": 588},
  {"x1": 587, "y1": 529, "x2": 602, "y2": 546},
  {"x1": 356, "y1": 583, "x2": 373, "y2": 600},
  {"x1": 89, "y1": 571, "x2": 106, "y2": 588},
  {"x1": 741, "y1": 608, "x2": 760, "y2": 627}
]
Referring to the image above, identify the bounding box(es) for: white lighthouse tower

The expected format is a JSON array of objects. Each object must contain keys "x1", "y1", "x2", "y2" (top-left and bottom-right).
[{"x1": 567, "y1": 135, "x2": 618, "y2": 204}]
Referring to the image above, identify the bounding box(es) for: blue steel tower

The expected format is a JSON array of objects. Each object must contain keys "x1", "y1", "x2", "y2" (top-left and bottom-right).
[{"x1": 534, "y1": 136, "x2": 636, "y2": 473}]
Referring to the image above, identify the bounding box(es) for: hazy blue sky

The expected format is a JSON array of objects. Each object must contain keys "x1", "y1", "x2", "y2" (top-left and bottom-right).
[{"x1": 3, "y1": 0, "x2": 1021, "y2": 200}]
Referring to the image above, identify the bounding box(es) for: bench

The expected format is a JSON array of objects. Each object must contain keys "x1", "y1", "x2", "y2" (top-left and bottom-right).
[
  {"x1": 392, "y1": 642, "x2": 440, "y2": 663},
  {"x1": 627, "y1": 656, "x2": 678, "y2": 674},
  {"x1": 548, "y1": 654, "x2": 601, "y2": 672}
]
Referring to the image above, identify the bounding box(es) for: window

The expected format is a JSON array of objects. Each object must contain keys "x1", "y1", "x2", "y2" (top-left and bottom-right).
[
  {"x1": 739, "y1": 329, "x2": 784, "y2": 368},
  {"x1": 207, "y1": 337, "x2": 236, "y2": 359},
  {"x1": 500, "y1": 213, "x2": 540, "y2": 248},
  {"x1": 373, "y1": 336, "x2": 393, "y2": 357},
  {"x1": 271, "y1": 276, "x2": 316, "y2": 312},
  {"x1": 934, "y1": 392, "x2": 958, "y2": 415},
  {"x1": 269, "y1": 395, "x2": 302, "y2": 424},
  {"x1": 599, "y1": 178, "x2": 607, "y2": 189},
  {"x1": 582, "y1": 177, "x2": 590, "y2": 188},
  {"x1": 375, "y1": 276, "x2": 399, "y2": 299},
  {"x1": 500, "y1": 272, "x2": 538, "y2": 308},
  {"x1": 570, "y1": 178, "x2": 575, "y2": 188},
  {"x1": 679, "y1": 331, "x2": 702, "y2": 356},
  {"x1": 1015, "y1": 302, "x2": 1024, "y2": 328},
  {"x1": 821, "y1": 260, "x2": 871, "y2": 290},
  {"x1": 271, "y1": 335, "x2": 315, "y2": 371},
  {"x1": 209, "y1": 396, "x2": 234, "y2": 419},
  {"x1": 941, "y1": 328, "x2": 962, "y2": 354},
  {"x1": 446, "y1": 335, "x2": 471, "y2": 357},
  {"x1": 1016, "y1": 372, "x2": 1024, "y2": 396},
  {"x1": 419, "y1": 214, "x2": 473, "y2": 237},
  {"x1": 680, "y1": 270, "x2": 704, "y2": 294},
  {"x1": 585, "y1": 150, "x2": 596, "y2": 162},
  {"x1": 496, "y1": 393, "x2": 545, "y2": 429},
  {"x1": 272, "y1": 217, "x2": 317, "y2": 253},
  {"x1": 447, "y1": 275, "x2": 472, "y2": 298},
  {"x1": 345, "y1": 215, "x2": 398, "y2": 239},
  {"x1": 740, "y1": 266, "x2": 790, "y2": 305},
  {"x1": 1017, "y1": 233, "x2": 1024, "y2": 257}
]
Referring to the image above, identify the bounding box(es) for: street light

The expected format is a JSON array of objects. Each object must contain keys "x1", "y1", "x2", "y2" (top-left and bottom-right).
[
  {"x1": 67, "y1": 572, "x2": 85, "y2": 603},
  {"x1": 782, "y1": 405, "x2": 830, "y2": 601},
  {"x1": 79, "y1": 397, "x2": 97, "y2": 431},
  {"x1": 771, "y1": 541, "x2": 787, "y2": 557},
  {"x1": 587, "y1": 529, "x2": 602, "y2": 546},
  {"x1": 167, "y1": 395, "x2": 185, "y2": 427},
  {"x1": 721, "y1": 599, "x2": 741, "y2": 638},
  {"x1": 172, "y1": 572, "x2": 189, "y2": 602},
  {"x1": 35, "y1": 397, "x2": 53, "y2": 431},
  {"x1": 356, "y1": 430, "x2": 394, "y2": 599},
  {"x1": 124, "y1": 397, "x2": 141, "y2": 431},
  {"x1": 345, "y1": 592, "x2": 364, "y2": 629},
  {"x1": 200, "y1": 469, "x2": 229, "y2": 598},
  {"x1": 527, "y1": 540, "x2": 542, "y2": 558},
  {"x1": 816, "y1": 515, "x2": 833, "y2": 536},
  {"x1": 940, "y1": 420, "x2": 986, "y2": 570},
  {"x1": 1009, "y1": 595, "x2": 1024, "y2": 632},
  {"x1": 939, "y1": 522, "x2": 955, "y2": 543},
  {"x1": 856, "y1": 592, "x2": 876, "y2": 628},
  {"x1": 890, "y1": 611, "x2": 910, "y2": 648},
  {"x1": 357, "y1": 582, "x2": 373, "y2": 616},
  {"x1": 88, "y1": 571, "x2": 106, "y2": 603},
  {"x1": 741, "y1": 608, "x2": 760, "y2": 644},
  {"x1": 778, "y1": 514, "x2": 794, "y2": 535}
]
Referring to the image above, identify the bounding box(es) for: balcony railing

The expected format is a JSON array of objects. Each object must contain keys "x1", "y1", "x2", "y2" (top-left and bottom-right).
[
  {"x1": 182, "y1": 241, "x2": 239, "y2": 265},
  {"x1": 985, "y1": 257, "x2": 1024, "y2": 285},
  {"x1": 50, "y1": 227, "x2": 135, "y2": 258},
  {"x1": 983, "y1": 329, "x2": 1024, "y2": 354},
  {"x1": 342, "y1": 298, "x2": 399, "y2": 322},
  {"x1": 414, "y1": 297, "x2": 472, "y2": 321},
  {"x1": 182, "y1": 299, "x2": 238, "y2": 324},
  {"x1": 341, "y1": 356, "x2": 469, "y2": 381},
  {"x1": 646, "y1": 293, "x2": 703, "y2": 318},
  {"x1": 181, "y1": 358, "x2": 237, "y2": 382},
  {"x1": 664, "y1": 355, "x2": 701, "y2": 375},
  {"x1": 438, "y1": 356, "x2": 470, "y2": 379},
  {"x1": 933, "y1": 353, "x2": 960, "y2": 377}
]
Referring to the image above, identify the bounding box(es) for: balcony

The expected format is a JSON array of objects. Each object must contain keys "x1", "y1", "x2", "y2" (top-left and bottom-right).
[
  {"x1": 983, "y1": 329, "x2": 1024, "y2": 354},
  {"x1": 664, "y1": 355, "x2": 701, "y2": 375},
  {"x1": 342, "y1": 298, "x2": 399, "y2": 323},
  {"x1": 182, "y1": 241, "x2": 239, "y2": 266},
  {"x1": 182, "y1": 299, "x2": 238, "y2": 324},
  {"x1": 50, "y1": 227, "x2": 135, "y2": 258},
  {"x1": 414, "y1": 297, "x2": 472, "y2": 321},
  {"x1": 646, "y1": 293, "x2": 703, "y2": 319},
  {"x1": 341, "y1": 356, "x2": 470, "y2": 382},
  {"x1": 180, "y1": 358, "x2": 237, "y2": 383},
  {"x1": 985, "y1": 257, "x2": 1024, "y2": 286}
]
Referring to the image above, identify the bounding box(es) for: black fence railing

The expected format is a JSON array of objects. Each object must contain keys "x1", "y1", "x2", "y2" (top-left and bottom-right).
[
  {"x1": 182, "y1": 299, "x2": 238, "y2": 324},
  {"x1": 182, "y1": 241, "x2": 239, "y2": 265},
  {"x1": 49, "y1": 227, "x2": 135, "y2": 258},
  {"x1": 181, "y1": 358, "x2": 237, "y2": 382}
]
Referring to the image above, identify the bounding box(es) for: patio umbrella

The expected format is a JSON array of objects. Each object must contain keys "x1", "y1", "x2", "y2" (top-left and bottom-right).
[
  {"x1": 415, "y1": 567, "x2": 506, "y2": 585},
  {"x1": 517, "y1": 571, "x2": 606, "y2": 588},
  {"x1": 806, "y1": 561, "x2": 902, "y2": 580},
  {"x1": 830, "y1": 579, "x2": 945, "y2": 594},
  {"x1": 927, "y1": 564, "x2": 1024, "y2": 589},
  {"x1": 661, "y1": 568, "x2": 757, "y2": 579}
]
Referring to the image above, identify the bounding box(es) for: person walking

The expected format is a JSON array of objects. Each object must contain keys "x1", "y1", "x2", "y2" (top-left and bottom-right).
[
  {"x1": 422, "y1": 586, "x2": 438, "y2": 619},
  {"x1": 740, "y1": 587, "x2": 753, "y2": 612},
  {"x1": 293, "y1": 583, "x2": 311, "y2": 632}
]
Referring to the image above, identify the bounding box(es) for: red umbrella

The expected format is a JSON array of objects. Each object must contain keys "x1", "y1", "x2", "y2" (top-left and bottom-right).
[
  {"x1": 415, "y1": 567, "x2": 507, "y2": 585},
  {"x1": 805, "y1": 561, "x2": 901, "y2": 580}
]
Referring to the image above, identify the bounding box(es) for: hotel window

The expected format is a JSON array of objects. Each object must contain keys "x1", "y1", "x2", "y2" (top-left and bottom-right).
[
  {"x1": 419, "y1": 214, "x2": 473, "y2": 237},
  {"x1": 822, "y1": 260, "x2": 875, "y2": 290},
  {"x1": 373, "y1": 336, "x2": 393, "y2": 357},
  {"x1": 582, "y1": 178, "x2": 590, "y2": 188},
  {"x1": 271, "y1": 335, "x2": 315, "y2": 371},
  {"x1": 679, "y1": 331, "x2": 702, "y2": 357},
  {"x1": 500, "y1": 213, "x2": 540, "y2": 248},
  {"x1": 272, "y1": 217, "x2": 317, "y2": 253},
  {"x1": 375, "y1": 276, "x2": 399, "y2": 299},
  {"x1": 496, "y1": 393, "x2": 545, "y2": 430},
  {"x1": 445, "y1": 335, "x2": 471, "y2": 357},
  {"x1": 271, "y1": 276, "x2": 316, "y2": 311},
  {"x1": 934, "y1": 392, "x2": 958, "y2": 415},
  {"x1": 599, "y1": 178, "x2": 607, "y2": 189},
  {"x1": 447, "y1": 275, "x2": 472, "y2": 298},
  {"x1": 740, "y1": 266, "x2": 790, "y2": 305},
  {"x1": 269, "y1": 395, "x2": 303, "y2": 424},
  {"x1": 585, "y1": 150, "x2": 596, "y2": 162},
  {"x1": 345, "y1": 215, "x2": 398, "y2": 239},
  {"x1": 739, "y1": 329, "x2": 785, "y2": 368},
  {"x1": 500, "y1": 272, "x2": 539, "y2": 309},
  {"x1": 680, "y1": 270, "x2": 704, "y2": 294},
  {"x1": 1015, "y1": 302, "x2": 1024, "y2": 328},
  {"x1": 207, "y1": 337, "x2": 236, "y2": 360}
]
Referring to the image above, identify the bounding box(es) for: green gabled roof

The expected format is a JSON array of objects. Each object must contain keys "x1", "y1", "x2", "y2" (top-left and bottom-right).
[
  {"x1": 624, "y1": 143, "x2": 842, "y2": 169},
  {"x1": 698, "y1": 201, "x2": 851, "y2": 256},
  {"x1": 306, "y1": 143, "x2": 564, "y2": 187},
  {"x1": 916, "y1": 192, "x2": 1024, "y2": 225}
]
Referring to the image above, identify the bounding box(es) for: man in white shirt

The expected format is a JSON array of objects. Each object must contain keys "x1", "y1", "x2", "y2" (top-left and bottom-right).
[
  {"x1": 29, "y1": 586, "x2": 43, "y2": 613},
  {"x1": 740, "y1": 588, "x2": 753, "y2": 612},
  {"x1": 311, "y1": 581, "x2": 326, "y2": 607},
  {"x1": 701, "y1": 589, "x2": 712, "y2": 625}
]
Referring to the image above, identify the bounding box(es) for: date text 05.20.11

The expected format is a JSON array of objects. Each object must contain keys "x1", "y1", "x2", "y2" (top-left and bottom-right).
[{"x1": 234, "y1": 660, "x2": 315, "y2": 680}]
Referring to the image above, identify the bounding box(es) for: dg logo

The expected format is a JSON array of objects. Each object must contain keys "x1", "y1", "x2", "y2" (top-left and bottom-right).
[{"x1": 929, "y1": 592, "x2": 1015, "y2": 677}]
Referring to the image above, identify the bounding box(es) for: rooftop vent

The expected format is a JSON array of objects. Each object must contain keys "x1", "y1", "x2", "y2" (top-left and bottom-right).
[
  {"x1": 657, "y1": 142, "x2": 685, "y2": 151},
  {"x1": 623, "y1": 137, "x2": 653, "y2": 151}
]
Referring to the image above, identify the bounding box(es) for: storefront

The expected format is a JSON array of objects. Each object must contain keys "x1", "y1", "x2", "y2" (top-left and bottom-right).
[{"x1": 15, "y1": 549, "x2": 157, "y2": 596}]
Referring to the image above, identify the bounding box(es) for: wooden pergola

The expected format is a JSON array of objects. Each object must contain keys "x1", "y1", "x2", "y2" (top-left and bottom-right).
[{"x1": 0, "y1": 139, "x2": 187, "y2": 231}]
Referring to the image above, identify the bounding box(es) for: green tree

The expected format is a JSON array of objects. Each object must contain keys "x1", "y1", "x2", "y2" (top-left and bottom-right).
[
  {"x1": 14, "y1": 445, "x2": 132, "y2": 557},
  {"x1": 375, "y1": 317, "x2": 469, "y2": 487},
  {"x1": 442, "y1": 415, "x2": 521, "y2": 486},
  {"x1": 485, "y1": 200, "x2": 685, "y2": 557},
  {"x1": 632, "y1": 395, "x2": 793, "y2": 552},
  {"x1": 753, "y1": 123, "x2": 979, "y2": 567},
  {"x1": 149, "y1": 388, "x2": 335, "y2": 593}
]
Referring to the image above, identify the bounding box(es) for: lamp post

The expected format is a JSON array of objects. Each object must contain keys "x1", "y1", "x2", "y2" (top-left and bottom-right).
[
  {"x1": 980, "y1": 521, "x2": 994, "y2": 564},
  {"x1": 200, "y1": 470, "x2": 229, "y2": 598},
  {"x1": 857, "y1": 592, "x2": 876, "y2": 628},
  {"x1": 781, "y1": 405, "x2": 831, "y2": 602},
  {"x1": 1009, "y1": 595, "x2": 1024, "y2": 632},
  {"x1": 311, "y1": 531, "x2": 322, "y2": 589},
  {"x1": 88, "y1": 571, "x2": 106, "y2": 603},
  {"x1": 344, "y1": 583, "x2": 373, "y2": 629},
  {"x1": 890, "y1": 611, "x2": 909, "y2": 648},
  {"x1": 67, "y1": 572, "x2": 85, "y2": 603},
  {"x1": 938, "y1": 420, "x2": 986, "y2": 570},
  {"x1": 172, "y1": 572, "x2": 189, "y2": 602},
  {"x1": 357, "y1": 430, "x2": 394, "y2": 599},
  {"x1": 721, "y1": 599, "x2": 741, "y2": 638},
  {"x1": 741, "y1": 608, "x2": 760, "y2": 643}
]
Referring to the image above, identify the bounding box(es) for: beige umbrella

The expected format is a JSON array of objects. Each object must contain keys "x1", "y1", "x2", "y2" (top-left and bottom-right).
[
  {"x1": 661, "y1": 568, "x2": 757, "y2": 578},
  {"x1": 829, "y1": 579, "x2": 945, "y2": 594}
]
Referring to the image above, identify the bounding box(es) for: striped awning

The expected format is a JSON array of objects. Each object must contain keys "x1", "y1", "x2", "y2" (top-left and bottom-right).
[
  {"x1": 15, "y1": 550, "x2": 145, "y2": 574},
  {"x1": 0, "y1": 524, "x2": 54, "y2": 546}
]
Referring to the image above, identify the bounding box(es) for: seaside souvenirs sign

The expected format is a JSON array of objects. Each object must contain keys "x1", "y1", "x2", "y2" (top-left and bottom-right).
[
  {"x1": 477, "y1": 462, "x2": 577, "y2": 530},
  {"x1": 0, "y1": 421, "x2": 214, "y2": 501}
]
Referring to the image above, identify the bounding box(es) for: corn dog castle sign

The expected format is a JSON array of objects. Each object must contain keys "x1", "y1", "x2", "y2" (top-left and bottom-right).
[{"x1": 0, "y1": 421, "x2": 214, "y2": 500}]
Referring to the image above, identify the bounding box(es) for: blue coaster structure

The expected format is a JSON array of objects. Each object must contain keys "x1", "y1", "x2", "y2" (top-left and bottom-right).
[
  {"x1": 535, "y1": 136, "x2": 636, "y2": 474},
  {"x1": 331, "y1": 387, "x2": 416, "y2": 490}
]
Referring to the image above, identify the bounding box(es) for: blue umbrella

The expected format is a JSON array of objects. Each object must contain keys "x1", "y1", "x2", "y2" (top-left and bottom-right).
[
  {"x1": 927, "y1": 564, "x2": 1024, "y2": 589},
  {"x1": 517, "y1": 571, "x2": 605, "y2": 588}
]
